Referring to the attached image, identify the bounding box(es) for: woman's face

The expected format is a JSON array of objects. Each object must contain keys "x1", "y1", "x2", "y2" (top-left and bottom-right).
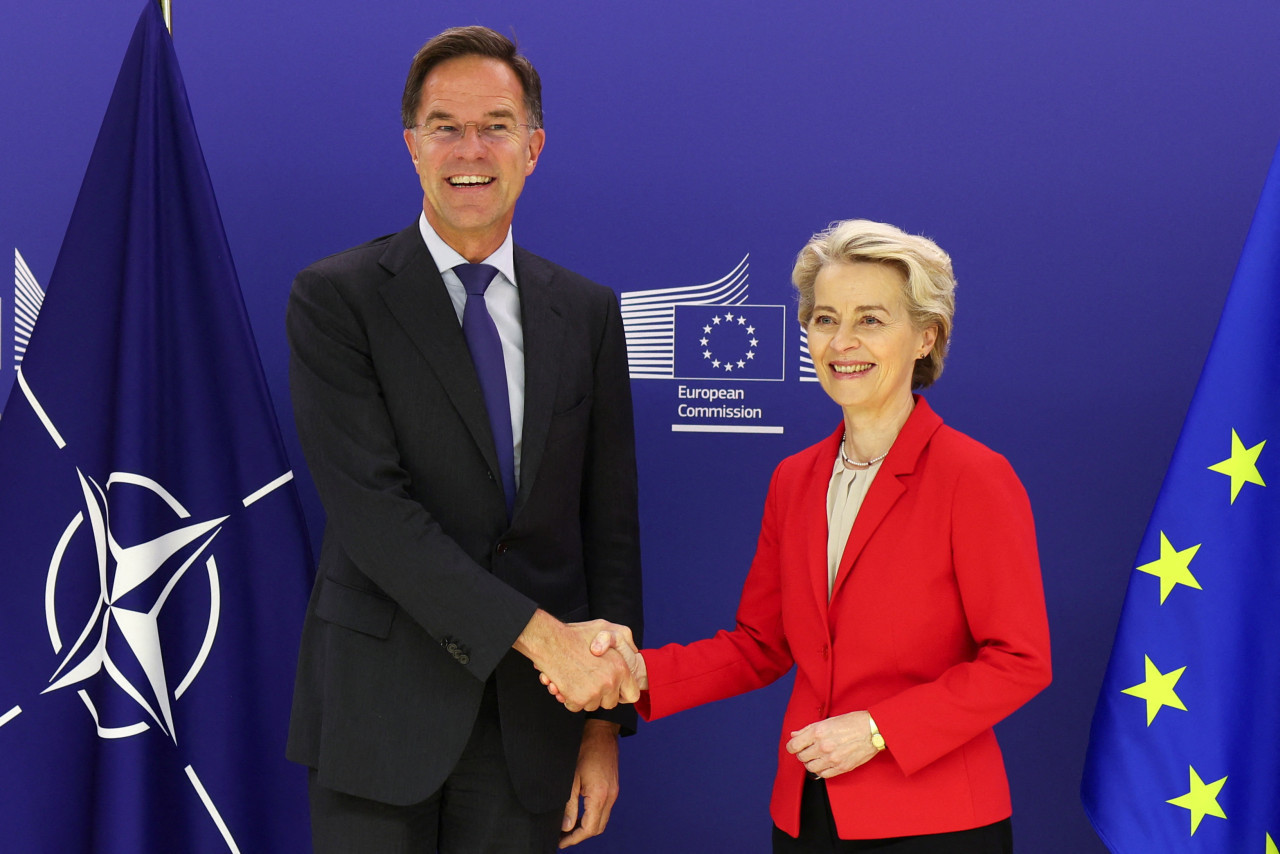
[{"x1": 806, "y1": 262, "x2": 936, "y2": 419}]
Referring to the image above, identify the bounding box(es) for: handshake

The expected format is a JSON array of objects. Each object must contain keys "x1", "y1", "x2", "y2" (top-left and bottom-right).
[{"x1": 514, "y1": 611, "x2": 647, "y2": 713}]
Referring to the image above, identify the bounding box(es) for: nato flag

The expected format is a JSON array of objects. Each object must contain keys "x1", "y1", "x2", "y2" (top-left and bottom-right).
[
  {"x1": 1081, "y1": 142, "x2": 1280, "y2": 852},
  {"x1": 0, "y1": 3, "x2": 312, "y2": 851}
]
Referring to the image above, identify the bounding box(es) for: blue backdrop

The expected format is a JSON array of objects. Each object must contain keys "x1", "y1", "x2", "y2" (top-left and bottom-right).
[{"x1": 5, "y1": 2, "x2": 1280, "y2": 851}]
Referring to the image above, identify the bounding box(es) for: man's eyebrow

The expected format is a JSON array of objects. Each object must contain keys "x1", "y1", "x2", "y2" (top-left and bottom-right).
[{"x1": 421, "y1": 107, "x2": 518, "y2": 123}]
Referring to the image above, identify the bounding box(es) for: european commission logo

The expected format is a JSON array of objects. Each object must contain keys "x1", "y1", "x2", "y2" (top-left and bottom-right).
[
  {"x1": 798, "y1": 327, "x2": 820, "y2": 383},
  {"x1": 3, "y1": 250, "x2": 45, "y2": 410},
  {"x1": 620, "y1": 255, "x2": 787, "y2": 382}
]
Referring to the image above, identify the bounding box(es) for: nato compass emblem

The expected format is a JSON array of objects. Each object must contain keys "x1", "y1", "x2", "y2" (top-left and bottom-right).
[
  {"x1": 6, "y1": 363, "x2": 296, "y2": 750},
  {"x1": 1, "y1": 363, "x2": 296, "y2": 850},
  {"x1": 620, "y1": 255, "x2": 786, "y2": 381},
  {"x1": 43, "y1": 468, "x2": 226, "y2": 742}
]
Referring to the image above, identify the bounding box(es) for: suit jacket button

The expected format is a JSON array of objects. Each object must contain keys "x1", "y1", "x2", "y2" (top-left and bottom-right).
[
  {"x1": 496, "y1": 542, "x2": 509, "y2": 555},
  {"x1": 486, "y1": 470, "x2": 495, "y2": 482},
  {"x1": 458, "y1": 654, "x2": 470, "y2": 666}
]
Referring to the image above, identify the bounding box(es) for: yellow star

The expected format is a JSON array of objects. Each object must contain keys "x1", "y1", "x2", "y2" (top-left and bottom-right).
[
  {"x1": 1167, "y1": 766, "x2": 1227, "y2": 835},
  {"x1": 1121, "y1": 655, "x2": 1187, "y2": 725},
  {"x1": 1267, "y1": 832, "x2": 1277, "y2": 854},
  {"x1": 1208, "y1": 429, "x2": 1266, "y2": 504},
  {"x1": 1136, "y1": 532, "x2": 1203, "y2": 604}
]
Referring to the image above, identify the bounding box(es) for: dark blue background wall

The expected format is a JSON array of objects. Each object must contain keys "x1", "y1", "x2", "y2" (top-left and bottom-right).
[{"x1": 5, "y1": 2, "x2": 1280, "y2": 850}]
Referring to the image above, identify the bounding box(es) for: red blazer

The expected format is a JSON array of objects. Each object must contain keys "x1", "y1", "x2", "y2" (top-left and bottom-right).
[{"x1": 637, "y1": 396, "x2": 1051, "y2": 839}]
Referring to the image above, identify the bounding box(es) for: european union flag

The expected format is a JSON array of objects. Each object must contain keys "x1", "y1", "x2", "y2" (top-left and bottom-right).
[
  {"x1": 1081, "y1": 142, "x2": 1280, "y2": 853},
  {"x1": 672, "y1": 304, "x2": 786, "y2": 380},
  {"x1": 0, "y1": 4, "x2": 312, "y2": 851}
]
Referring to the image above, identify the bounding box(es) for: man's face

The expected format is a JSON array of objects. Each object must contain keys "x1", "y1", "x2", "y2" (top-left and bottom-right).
[{"x1": 403, "y1": 55, "x2": 545, "y2": 259}]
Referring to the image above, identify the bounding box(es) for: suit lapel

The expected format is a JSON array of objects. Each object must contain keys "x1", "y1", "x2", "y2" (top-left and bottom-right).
[
  {"x1": 376, "y1": 225, "x2": 503, "y2": 480},
  {"x1": 828, "y1": 395, "x2": 944, "y2": 603},
  {"x1": 512, "y1": 248, "x2": 565, "y2": 517},
  {"x1": 807, "y1": 425, "x2": 843, "y2": 620}
]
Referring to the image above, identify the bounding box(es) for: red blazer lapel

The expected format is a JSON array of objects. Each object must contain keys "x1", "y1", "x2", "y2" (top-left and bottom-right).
[
  {"x1": 805, "y1": 425, "x2": 843, "y2": 620},
  {"x1": 829, "y1": 396, "x2": 944, "y2": 603}
]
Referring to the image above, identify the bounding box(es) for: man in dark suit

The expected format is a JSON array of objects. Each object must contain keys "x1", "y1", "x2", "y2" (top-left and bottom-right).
[{"x1": 285, "y1": 26, "x2": 643, "y2": 853}]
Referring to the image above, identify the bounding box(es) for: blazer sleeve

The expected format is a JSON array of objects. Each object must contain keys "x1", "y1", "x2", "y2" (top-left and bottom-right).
[
  {"x1": 869, "y1": 452, "x2": 1052, "y2": 776},
  {"x1": 580, "y1": 290, "x2": 644, "y2": 731},
  {"x1": 637, "y1": 465, "x2": 794, "y2": 720},
  {"x1": 287, "y1": 266, "x2": 538, "y2": 682}
]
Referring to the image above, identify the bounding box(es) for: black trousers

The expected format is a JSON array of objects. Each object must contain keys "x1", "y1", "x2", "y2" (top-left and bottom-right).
[
  {"x1": 772, "y1": 777, "x2": 1014, "y2": 853},
  {"x1": 308, "y1": 681, "x2": 563, "y2": 854}
]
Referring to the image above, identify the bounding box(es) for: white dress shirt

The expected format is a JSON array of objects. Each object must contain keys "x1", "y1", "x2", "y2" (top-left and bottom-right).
[{"x1": 418, "y1": 213, "x2": 525, "y2": 485}]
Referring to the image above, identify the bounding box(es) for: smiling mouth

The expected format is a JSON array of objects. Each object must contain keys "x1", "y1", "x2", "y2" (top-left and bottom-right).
[
  {"x1": 832, "y1": 363, "x2": 872, "y2": 375},
  {"x1": 448, "y1": 175, "x2": 494, "y2": 186}
]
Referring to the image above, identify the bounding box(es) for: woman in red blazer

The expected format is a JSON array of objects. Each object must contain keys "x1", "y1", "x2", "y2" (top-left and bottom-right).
[{"x1": 551, "y1": 220, "x2": 1051, "y2": 852}]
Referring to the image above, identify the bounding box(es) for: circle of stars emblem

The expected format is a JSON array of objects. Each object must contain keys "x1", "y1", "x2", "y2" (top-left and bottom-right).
[{"x1": 700, "y1": 311, "x2": 758, "y2": 373}]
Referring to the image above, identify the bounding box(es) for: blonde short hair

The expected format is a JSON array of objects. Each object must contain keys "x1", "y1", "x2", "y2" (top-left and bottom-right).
[{"x1": 792, "y1": 219, "x2": 956, "y2": 389}]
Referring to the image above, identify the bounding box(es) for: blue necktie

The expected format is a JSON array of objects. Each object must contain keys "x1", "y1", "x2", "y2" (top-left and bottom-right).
[{"x1": 454, "y1": 263, "x2": 516, "y2": 517}]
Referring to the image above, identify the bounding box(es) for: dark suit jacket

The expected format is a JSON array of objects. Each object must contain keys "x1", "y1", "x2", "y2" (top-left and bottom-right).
[
  {"x1": 285, "y1": 223, "x2": 642, "y2": 812},
  {"x1": 638, "y1": 397, "x2": 1050, "y2": 839}
]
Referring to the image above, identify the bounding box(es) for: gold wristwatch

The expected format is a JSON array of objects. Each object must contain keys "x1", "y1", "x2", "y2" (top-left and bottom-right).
[{"x1": 868, "y1": 713, "x2": 886, "y2": 751}]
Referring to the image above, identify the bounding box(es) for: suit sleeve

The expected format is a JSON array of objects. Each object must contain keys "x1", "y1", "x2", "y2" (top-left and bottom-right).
[
  {"x1": 287, "y1": 267, "x2": 537, "y2": 681},
  {"x1": 637, "y1": 465, "x2": 795, "y2": 720},
  {"x1": 869, "y1": 454, "x2": 1052, "y2": 776},
  {"x1": 580, "y1": 290, "x2": 645, "y2": 731}
]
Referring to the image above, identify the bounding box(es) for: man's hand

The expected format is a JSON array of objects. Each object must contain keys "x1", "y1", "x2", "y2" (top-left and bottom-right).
[
  {"x1": 559, "y1": 720, "x2": 620, "y2": 848},
  {"x1": 785, "y1": 710, "x2": 879, "y2": 779},
  {"x1": 514, "y1": 611, "x2": 638, "y2": 712},
  {"x1": 540, "y1": 622, "x2": 647, "y2": 705}
]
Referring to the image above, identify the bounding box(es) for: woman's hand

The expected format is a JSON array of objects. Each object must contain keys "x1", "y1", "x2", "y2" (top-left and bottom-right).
[
  {"x1": 786, "y1": 710, "x2": 880, "y2": 779},
  {"x1": 540, "y1": 622, "x2": 648, "y2": 706}
]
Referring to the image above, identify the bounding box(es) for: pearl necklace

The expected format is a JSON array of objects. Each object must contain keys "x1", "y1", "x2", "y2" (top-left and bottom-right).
[{"x1": 840, "y1": 431, "x2": 889, "y2": 469}]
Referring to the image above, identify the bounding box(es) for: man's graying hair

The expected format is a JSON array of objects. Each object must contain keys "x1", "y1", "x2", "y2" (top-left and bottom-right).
[{"x1": 401, "y1": 26, "x2": 543, "y2": 130}]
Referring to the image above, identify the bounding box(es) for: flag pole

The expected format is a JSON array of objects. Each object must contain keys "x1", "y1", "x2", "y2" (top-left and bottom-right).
[{"x1": 158, "y1": 0, "x2": 172, "y2": 35}]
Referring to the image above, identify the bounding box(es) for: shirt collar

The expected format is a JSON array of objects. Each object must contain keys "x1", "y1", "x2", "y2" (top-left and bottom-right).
[{"x1": 417, "y1": 212, "x2": 518, "y2": 286}]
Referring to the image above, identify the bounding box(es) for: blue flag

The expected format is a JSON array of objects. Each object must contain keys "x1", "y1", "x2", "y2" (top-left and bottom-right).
[
  {"x1": 1081, "y1": 143, "x2": 1280, "y2": 853},
  {"x1": 0, "y1": 4, "x2": 312, "y2": 851},
  {"x1": 672, "y1": 304, "x2": 787, "y2": 380}
]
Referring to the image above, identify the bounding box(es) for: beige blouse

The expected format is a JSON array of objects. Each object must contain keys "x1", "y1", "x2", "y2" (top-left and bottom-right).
[{"x1": 826, "y1": 453, "x2": 884, "y2": 598}]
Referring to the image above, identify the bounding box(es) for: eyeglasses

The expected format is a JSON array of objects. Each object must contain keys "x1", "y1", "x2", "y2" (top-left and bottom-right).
[{"x1": 412, "y1": 120, "x2": 534, "y2": 146}]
